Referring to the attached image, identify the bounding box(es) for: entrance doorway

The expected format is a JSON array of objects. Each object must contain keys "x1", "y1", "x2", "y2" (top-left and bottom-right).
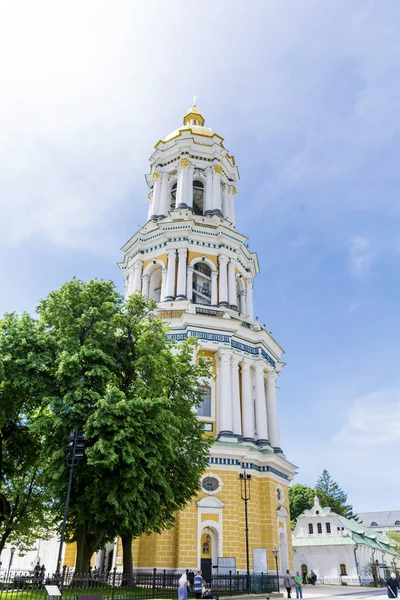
[{"x1": 201, "y1": 559, "x2": 212, "y2": 586}]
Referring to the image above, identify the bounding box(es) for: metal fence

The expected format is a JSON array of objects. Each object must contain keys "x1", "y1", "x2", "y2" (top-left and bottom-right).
[{"x1": 0, "y1": 568, "x2": 279, "y2": 600}]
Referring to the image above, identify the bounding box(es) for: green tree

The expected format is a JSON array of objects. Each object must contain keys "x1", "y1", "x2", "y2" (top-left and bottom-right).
[
  {"x1": 38, "y1": 282, "x2": 213, "y2": 573},
  {"x1": 289, "y1": 484, "x2": 315, "y2": 529},
  {"x1": 0, "y1": 313, "x2": 54, "y2": 557},
  {"x1": 315, "y1": 469, "x2": 355, "y2": 518},
  {"x1": 387, "y1": 532, "x2": 400, "y2": 558}
]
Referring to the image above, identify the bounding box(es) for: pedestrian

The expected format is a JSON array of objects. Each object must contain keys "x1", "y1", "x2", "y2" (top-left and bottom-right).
[
  {"x1": 34, "y1": 562, "x2": 41, "y2": 579},
  {"x1": 194, "y1": 571, "x2": 204, "y2": 599},
  {"x1": 283, "y1": 570, "x2": 292, "y2": 599},
  {"x1": 294, "y1": 572, "x2": 303, "y2": 599},
  {"x1": 178, "y1": 573, "x2": 190, "y2": 600},
  {"x1": 40, "y1": 565, "x2": 46, "y2": 581},
  {"x1": 386, "y1": 573, "x2": 400, "y2": 598},
  {"x1": 310, "y1": 570, "x2": 317, "y2": 585},
  {"x1": 302, "y1": 569, "x2": 307, "y2": 585}
]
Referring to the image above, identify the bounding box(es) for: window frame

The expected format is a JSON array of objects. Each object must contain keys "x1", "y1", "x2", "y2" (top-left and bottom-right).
[
  {"x1": 308, "y1": 523, "x2": 314, "y2": 535},
  {"x1": 340, "y1": 564, "x2": 347, "y2": 576},
  {"x1": 317, "y1": 523, "x2": 322, "y2": 534},
  {"x1": 197, "y1": 385, "x2": 212, "y2": 418},
  {"x1": 326, "y1": 522, "x2": 331, "y2": 534},
  {"x1": 196, "y1": 377, "x2": 215, "y2": 422}
]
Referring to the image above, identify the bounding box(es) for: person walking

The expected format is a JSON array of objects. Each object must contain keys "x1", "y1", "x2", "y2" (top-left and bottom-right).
[
  {"x1": 386, "y1": 573, "x2": 400, "y2": 598},
  {"x1": 194, "y1": 571, "x2": 204, "y2": 599},
  {"x1": 294, "y1": 572, "x2": 303, "y2": 599},
  {"x1": 283, "y1": 570, "x2": 292, "y2": 599},
  {"x1": 178, "y1": 573, "x2": 190, "y2": 600}
]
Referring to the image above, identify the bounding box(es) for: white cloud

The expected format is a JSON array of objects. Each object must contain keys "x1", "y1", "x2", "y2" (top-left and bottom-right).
[
  {"x1": 349, "y1": 236, "x2": 374, "y2": 277},
  {"x1": 333, "y1": 389, "x2": 400, "y2": 445}
]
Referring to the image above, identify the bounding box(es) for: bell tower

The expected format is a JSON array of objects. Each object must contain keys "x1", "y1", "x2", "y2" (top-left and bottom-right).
[{"x1": 118, "y1": 101, "x2": 297, "y2": 576}]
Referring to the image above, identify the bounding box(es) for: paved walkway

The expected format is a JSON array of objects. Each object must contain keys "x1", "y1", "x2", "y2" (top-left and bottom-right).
[{"x1": 284, "y1": 585, "x2": 387, "y2": 600}]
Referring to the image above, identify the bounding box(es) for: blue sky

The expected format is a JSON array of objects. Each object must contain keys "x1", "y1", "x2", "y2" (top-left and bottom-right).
[{"x1": 1, "y1": 0, "x2": 399, "y2": 511}]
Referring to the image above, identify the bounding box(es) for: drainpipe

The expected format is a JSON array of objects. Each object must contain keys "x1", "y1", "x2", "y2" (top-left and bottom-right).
[{"x1": 354, "y1": 543, "x2": 361, "y2": 586}]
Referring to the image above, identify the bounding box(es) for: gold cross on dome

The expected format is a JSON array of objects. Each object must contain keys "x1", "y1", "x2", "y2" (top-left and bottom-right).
[{"x1": 192, "y1": 94, "x2": 199, "y2": 106}]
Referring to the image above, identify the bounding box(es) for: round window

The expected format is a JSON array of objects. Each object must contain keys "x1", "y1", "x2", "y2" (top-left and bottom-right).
[{"x1": 202, "y1": 476, "x2": 219, "y2": 493}]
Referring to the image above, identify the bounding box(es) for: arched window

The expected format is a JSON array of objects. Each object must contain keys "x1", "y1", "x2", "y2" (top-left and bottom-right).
[
  {"x1": 326, "y1": 522, "x2": 331, "y2": 534},
  {"x1": 198, "y1": 386, "x2": 211, "y2": 417},
  {"x1": 340, "y1": 564, "x2": 347, "y2": 576},
  {"x1": 193, "y1": 263, "x2": 211, "y2": 305},
  {"x1": 149, "y1": 266, "x2": 163, "y2": 302},
  {"x1": 371, "y1": 522, "x2": 378, "y2": 526},
  {"x1": 170, "y1": 182, "x2": 178, "y2": 211},
  {"x1": 395, "y1": 521, "x2": 400, "y2": 526},
  {"x1": 317, "y1": 523, "x2": 322, "y2": 534},
  {"x1": 193, "y1": 180, "x2": 204, "y2": 215}
]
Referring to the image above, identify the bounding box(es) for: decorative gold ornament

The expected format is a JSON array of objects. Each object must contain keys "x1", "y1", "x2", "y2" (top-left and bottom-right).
[
  {"x1": 179, "y1": 157, "x2": 190, "y2": 167},
  {"x1": 147, "y1": 194, "x2": 151, "y2": 202},
  {"x1": 213, "y1": 164, "x2": 223, "y2": 174},
  {"x1": 152, "y1": 172, "x2": 160, "y2": 180},
  {"x1": 231, "y1": 186, "x2": 237, "y2": 195}
]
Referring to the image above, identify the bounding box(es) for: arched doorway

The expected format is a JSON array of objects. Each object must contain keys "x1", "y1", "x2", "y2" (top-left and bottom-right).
[
  {"x1": 279, "y1": 531, "x2": 288, "y2": 573},
  {"x1": 200, "y1": 526, "x2": 219, "y2": 585}
]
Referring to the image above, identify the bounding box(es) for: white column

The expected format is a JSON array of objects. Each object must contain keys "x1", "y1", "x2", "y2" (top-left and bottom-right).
[
  {"x1": 176, "y1": 248, "x2": 187, "y2": 300},
  {"x1": 239, "y1": 290, "x2": 247, "y2": 314},
  {"x1": 222, "y1": 184, "x2": 229, "y2": 219},
  {"x1": 217, "y1": 350, "x2": 233, "y2": 438},
  {"x1": 160, "y1": 268, "x2": 168, "y2": 301},
  {"x1": 159, "y1": 172, "x2": 170, "y2": 217},
  {"x1": 151, "y1": 172, "x2": 162, "y2": 218},
  {"x1": 241, "y1": 359, "x2": 255, "y2": 442},
  {"x1": 176, "y1": 158, "x2": 191, "y2": 209},
  {"x1": 212, "y1": 165, "x2": 222, "y2": 216},
  {"x1": 204, "y1": 167, "x2": 213, "y2": 215},
  {"x1": 211, "y1": 270, "x2": 218, "y2": 305},
  {"x1": 228, "y1": 258, "x2": 238, "y2": 309},
  {"x1": 164, "y1": 249, "x2": 177, "y2": 301},
  {"x1": 186, "y1": 265, "x2": 194, "y2": 301},
  {"x1": 246, "y1": 277, "x2": 254, "y2": 321},
  {"x1": 141, "y1": 273, "x2": 150, "y2": 299},
  {"x1": 132, "y1": 260, "x2": 143, "y2": 294},
  {"x1": 254, "y1": 363, "x2": 269, "y2": 446},
  {"x1": 218, "y1": 254, "x2": 229, "y2": 306},
  {"x1": 231, "y1": 354, "x2": 242, "y2": 438},
  {"x1": 147, "y1": 194, "x2": 152, "y2": 221},
  {"x1": 229, "y1": 186, "x2": 236, "y2": 226},
  {"x1": 187, "y1": 164, "x2": 194, "y2": 210},
  {"x1": 266, "y1": 371, "x2": 281, "y2": 452},
  {"x1": 216, "y1": 357, "x2": 221, "y2": 434}
]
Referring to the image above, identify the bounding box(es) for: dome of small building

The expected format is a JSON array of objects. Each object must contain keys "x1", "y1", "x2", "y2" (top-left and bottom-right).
[{"x1": 161, "y1": 100, "x2": 216, "y2": 143}]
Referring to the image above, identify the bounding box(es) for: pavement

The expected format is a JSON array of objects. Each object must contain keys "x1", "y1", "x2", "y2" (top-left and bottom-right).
[{"x1": 285, "y1": 585, "x2": 388, "y2": 600}]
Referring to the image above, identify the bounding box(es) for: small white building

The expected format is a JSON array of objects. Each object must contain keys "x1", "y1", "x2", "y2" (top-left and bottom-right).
[
  {"x1": 358, "y1": 511, "x2": 400, "y2": 536},
  {"x1": 292, "y1": 497, "x2": 397, "y2": 585}
]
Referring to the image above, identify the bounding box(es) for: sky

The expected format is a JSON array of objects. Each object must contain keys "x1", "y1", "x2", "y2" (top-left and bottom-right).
[{"x1": 1, "y1": 0, "x2": 399, "y2": 512}]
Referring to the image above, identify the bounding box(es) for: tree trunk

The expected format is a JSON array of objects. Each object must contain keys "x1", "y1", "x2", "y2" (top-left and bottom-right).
[
  {"x1": 75, "y1": 522, "x2": 92, "y2": 574},
  {"x1": 121, "y1": 533, "x2": 133, "y2": 585}
]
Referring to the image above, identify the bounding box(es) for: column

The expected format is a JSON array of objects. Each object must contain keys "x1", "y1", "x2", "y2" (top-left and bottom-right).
[
  {"x1": 160, "y1": 268, "x2": 168, "y2": 301},
  {"x1": 246, "y1": 277, "x2": 254, "y2": 321},
  {"x1": 186, "y1": 265, "x2": 194, "y2": 301},
  {"x1": 176, "y1": 248, "x2": 188, "y2": 300},
  {"x1": 176, "y1": 158, "x2": 191, "y2": 209},
  {"x1": 211, "y1": 270, "x2": 218, "y2": 305},
  {"x1": 228, "y1": 258, "x2": 238, "y2": 310},
  {"x1": 132, "y1": 260, "x2": 143, "y2": 294},
  {"x1": 164, "y1": 249, "x2": 177, "y2": 301},
  {"x1": 218, "y1": 255, "x2": 229, "y2": 306},
  {"x1": 147, "y1": 194, "x2": 152, "y2": 221},
  {"x1": 150, "y1": 172, "x2": 162, "y2": 219},
  {"x1": 239, "y1": 290, "x2": 247, "y2": 314},
  {"x1": 241, "y1": 359, "x2": 255, "y2": 442},
  {"x1": 266, "y1": 371, "x2": 282, "y2": 452},
  {"x1": 254, "y1": 363, "x2": 269, "y2": 446},
  {"x1": 229, "y1": 186, "x2": 236, "y2": 226},
  {"x1": 187, "y1": 164, "x2": 194, "y2": 210},
  {"x1": 231, "y1": 354, "x2": 242, "y2": 438},
  {"x1": 204, "y1": 167, "x2": 213, "y2": 215},
  {"x1": 212, "y1": 165, "x2": 223, "y2": 216},
  {"x1": 217, "y1": 350, "x2": 234, "y2": 438},
  {"x1": 159, "y1": 172, "x2": 170, "y2": 217},
  {"x1": 222, "y1": 184, "x2": 229, "y2": 219},
  {"x1": 141, "y1": 273, "x2": 150, "y2": 299}
]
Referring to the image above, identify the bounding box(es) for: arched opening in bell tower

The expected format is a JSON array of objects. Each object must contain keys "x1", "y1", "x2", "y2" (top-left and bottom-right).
[
  {"x1": 170, "y1": 182, "x2": 178, "y2": 212},
  {"x1": 193, "y1": 180, "x2": 204, "y2": 215},
  {"x1": 193, "y1": 263, "x2": 211, "y2": 305},
  {"x1": 149, "y1": 266, "x2": 163, "y2": 302}
]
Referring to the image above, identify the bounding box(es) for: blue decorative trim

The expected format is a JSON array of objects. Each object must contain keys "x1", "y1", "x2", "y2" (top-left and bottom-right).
[
  {"x1": 231, "y1": 340, "x2": 258, "y2": 356},
  {"x1": 261, "y1": 349, "x2": 276, "y2": 368},
  {"x1": 207, "y1": 457, "x2": 288, "y2": 480}
]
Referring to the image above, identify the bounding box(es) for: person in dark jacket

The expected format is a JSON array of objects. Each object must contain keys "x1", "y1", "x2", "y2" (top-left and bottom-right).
[
  {"x1": 386, "y1": 573, "x2": 400, "y2": 598},
  {"x1": 283, "y1": 570, "x2": 292, "y2": 598}
]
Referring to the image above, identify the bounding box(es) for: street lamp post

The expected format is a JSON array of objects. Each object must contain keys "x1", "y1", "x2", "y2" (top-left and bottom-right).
[
  {"x1": 7, "y1": 547, "x2": 16, "y2": 580},
  {"x1": 239, "y1": 470, "x2": 252, "y2": 593},
  {"x1": 272, "y1": 548, "x2": 280, "y2": 592},
  {"x1": 55, "y1": 429, "x2": 85, "y2": 578}
]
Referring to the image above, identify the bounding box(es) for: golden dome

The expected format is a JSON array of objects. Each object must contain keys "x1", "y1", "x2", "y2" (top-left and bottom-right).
[{"x1": 183, "y1": 97, "x2": 205, "y2": 127}]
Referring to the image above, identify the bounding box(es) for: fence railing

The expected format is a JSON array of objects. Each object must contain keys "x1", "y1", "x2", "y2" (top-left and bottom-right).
[{"x1": 0, "y1": 568, "x2": 279, "y2": 600}]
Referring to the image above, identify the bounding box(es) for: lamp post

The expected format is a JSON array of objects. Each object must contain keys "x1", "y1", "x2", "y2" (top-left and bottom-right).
[
  {"x1": 55, "y1": 428, "x2": 85, "y2": 577},
  {"x1": 272, "y1": 548, "x2": 280, "y2": 592},
  {"x1": 7, "y1": 547, "x2": 16, "y2": 580},
  {"x1": 239, "y1": 469, "x2": 251, "y2": 592}
]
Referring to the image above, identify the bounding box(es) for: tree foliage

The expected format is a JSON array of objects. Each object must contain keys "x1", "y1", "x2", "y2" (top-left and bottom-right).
[
  {"x1": 315, "y1": 469, "x2": 355, "y2": 518},
  {"x1": 0, "y1": 313, "x2": 55, "y2": 556},
  {"x1": 37, "y1": 280, "x2": 212, "y2": 572},
  {"x1": 289, "y1": 484, "x2": 315, "y2": 528}
]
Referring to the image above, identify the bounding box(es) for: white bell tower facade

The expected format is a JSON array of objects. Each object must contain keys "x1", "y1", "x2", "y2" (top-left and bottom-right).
[{"x1": 118, "y1": 101, "x2": 296, "y2": 574}]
